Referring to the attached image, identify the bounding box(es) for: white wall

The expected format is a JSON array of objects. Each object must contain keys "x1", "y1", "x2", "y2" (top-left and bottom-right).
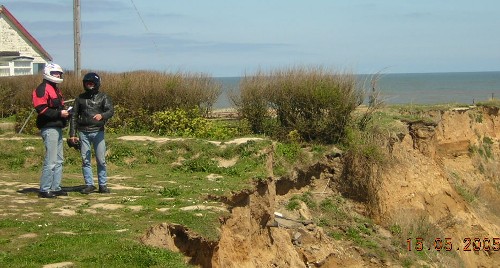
[{"x1": 0, "y1": 15, "x2": 49, "y2": 64}]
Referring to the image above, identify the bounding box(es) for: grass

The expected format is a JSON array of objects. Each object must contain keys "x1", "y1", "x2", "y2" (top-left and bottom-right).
[
  {"x1": 0, "y1": 132, "x2": 323, "y2": 267},
  {"x1": 0, "y1": 97, "x2": 486, "y2": 267},
  {"x1": 0, "y1": 130, "x2": 398, "y2": 266},
  {"x1": 0, "y1": 226, "x2": 190, "y2": 267},
  {"x1": 476, "y1": 98, "x2": 500, "y2": 108},
  {"x1": 0, "y1": 115, "x2": 15, "y2": 122}
]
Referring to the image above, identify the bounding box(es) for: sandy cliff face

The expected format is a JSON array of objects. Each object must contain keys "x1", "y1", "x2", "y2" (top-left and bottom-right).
[
  {"x1": 379, "y1": 106, "x2": 500, "y2": 267},
  {"x1": 141, "y1": 106, "x2": 500, "y2": 267}
]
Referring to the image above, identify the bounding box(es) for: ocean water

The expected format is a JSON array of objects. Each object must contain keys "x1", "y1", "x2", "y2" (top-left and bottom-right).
[{"x1": 214, "y1": 71, "x2": 500, "y2": 108}]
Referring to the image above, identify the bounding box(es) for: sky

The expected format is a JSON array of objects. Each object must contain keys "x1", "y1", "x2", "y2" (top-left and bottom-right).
[{"x1": 2, "y1": 0, "x2": 500, "y2": 77}]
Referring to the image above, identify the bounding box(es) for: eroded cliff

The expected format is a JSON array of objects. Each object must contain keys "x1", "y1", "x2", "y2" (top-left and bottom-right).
[{"x1": 142, "y1": 106, "x2": 500, "y2": 267}]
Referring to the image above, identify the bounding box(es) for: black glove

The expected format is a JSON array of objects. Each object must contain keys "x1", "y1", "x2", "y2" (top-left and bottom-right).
[{"x1": 67, "y1": 138, "x2": 81, "y2": 150}]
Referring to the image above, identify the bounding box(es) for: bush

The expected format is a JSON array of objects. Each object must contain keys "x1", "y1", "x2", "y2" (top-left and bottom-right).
[
  {"x1": 108, "y1": 71, "x2": 221, "y2": 114},
  {"x1": 15, "y1": 108, "x2": 38, "y2": 135},
  {"x1": 151, "y1": 108, "x2": 240, "y2": 140},
  {"x1": 0, "y1": 70, "x2": 222, "y2": 120},
  {"x1": 2, "y1": 71, "x2": 223, "y2": 136},
  {"x1": 233, "y1": 67, "x2": 362, "y2": 143},
  {"x1": 152, "y1": 108, "x2": 207, "y2": 136},
  {"x1": 106, "y1": 105, "x2": 152, "y2": 134},
  {"x1": 231, "y1": 72, "x2": 270, "y2": 134}
]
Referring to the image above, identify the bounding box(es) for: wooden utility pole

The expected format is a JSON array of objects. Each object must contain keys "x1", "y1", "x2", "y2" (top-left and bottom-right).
[{"x1": 73, "y1": 0, "x2": 81, "y2": 78}]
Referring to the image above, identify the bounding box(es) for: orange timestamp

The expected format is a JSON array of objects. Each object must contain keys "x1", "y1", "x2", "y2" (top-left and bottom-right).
[{"x1": 407, "y1": 237, "x2": 500, "y2": 252}]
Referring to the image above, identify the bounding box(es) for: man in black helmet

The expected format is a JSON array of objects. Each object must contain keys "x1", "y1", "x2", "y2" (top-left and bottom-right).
[{"x1": 69, "y1": 72, "x2": 114, "y2": 194}]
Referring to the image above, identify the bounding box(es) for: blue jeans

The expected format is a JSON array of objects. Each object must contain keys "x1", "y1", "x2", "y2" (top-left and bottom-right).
[
  {"x1": 40, "y1": 127, "x2": 64, "y2": 192},
  {"x1": 79, "y1": 131, "x2": 108, "y2": 186}
]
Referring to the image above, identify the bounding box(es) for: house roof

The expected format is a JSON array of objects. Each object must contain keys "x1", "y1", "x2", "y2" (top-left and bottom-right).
[{"x1": 0, "y1": 5, "x2": 53, "y2": 61}]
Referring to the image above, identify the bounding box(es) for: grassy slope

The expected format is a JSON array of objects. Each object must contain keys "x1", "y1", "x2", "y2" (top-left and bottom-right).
[{"x1": 0, "y1": 133, "x2": 294, "y2": 267}]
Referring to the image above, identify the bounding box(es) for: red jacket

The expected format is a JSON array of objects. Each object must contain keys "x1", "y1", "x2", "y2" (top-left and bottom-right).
[{"x1": 32, "y1": 80, "x2": 67, "y2": 129}]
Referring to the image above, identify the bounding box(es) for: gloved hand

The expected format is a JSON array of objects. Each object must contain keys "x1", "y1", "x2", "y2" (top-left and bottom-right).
[{"x1": 67, "y1": 137, "x2": 81, "y2": 150}]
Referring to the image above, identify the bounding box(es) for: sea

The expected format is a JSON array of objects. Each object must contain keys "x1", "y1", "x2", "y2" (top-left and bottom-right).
[{"x1": 213, "y1": 71, "x2": 500, "y2": 109}]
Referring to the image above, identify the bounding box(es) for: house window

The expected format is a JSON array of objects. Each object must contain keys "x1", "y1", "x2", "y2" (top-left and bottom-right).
[
  {"x1": 14, "y1": 61, "x2": 31, "y2": 67},
  {"x1": 14, "y1": 68, "x2": 31, "y2": 75},
  {"x1": 13, "y1": 58, "x2": 34, "y2": 75},
  {"x1": 0, "y1": 57, "x2": 35, "y2": 76},
  {"x1": 0, "y1": 68, "x2": 9, "y2": 77},
  {"x1": 0, "y1": 62, "x2": 9, "y2": 77},
  {"x1": 33, "y1": 63, "x2": 45, "y2": 74}
]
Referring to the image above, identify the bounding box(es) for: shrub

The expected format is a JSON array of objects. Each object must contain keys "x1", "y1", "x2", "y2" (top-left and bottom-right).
[
  {"x1": 3, "y1": 71, "x2": 225, "y2": 137},
  {"x1": 0, "y1": 74, "x2": 41, "y2": 117},
  {"x1": 230, "y1": 72, "x2": 270, "y2": 134},
  {"x1": 0, "y1": 81, "x2": 16, "y2": 117},
  {"x1": 106, "y1": 105, "x2": 152, "y2": 134},
  {"x1": 151, "y1": 108, "x2": 240, "y2": 140},
  {"x1": 108, "y1": 71, "x2": 221, "y2": 114},
  {"x1": 1, "y1": 70, "x2": 222, "y2": 123},
  {"x1": 15, "y1": 108, "x2": 38, "y2": 135},
  {"x1": 152, "y1": 108, "x2": 207, "y2": 136},
  {"x1": 233, "y1": 67, "x2": 362, "y2": 143}
]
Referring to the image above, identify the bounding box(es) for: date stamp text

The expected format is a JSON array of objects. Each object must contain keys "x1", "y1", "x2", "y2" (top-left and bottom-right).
[{"x1": 407, "y1": 237, "x2": 500, "y2": 252}]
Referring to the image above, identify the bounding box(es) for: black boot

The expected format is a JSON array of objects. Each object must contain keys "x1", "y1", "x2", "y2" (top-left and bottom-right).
[
  {"x1": 98, "y1": 185, "x2": 110, "y2": 193},
  {"x1": 52, "y1": 190, "x2": 68, "y2": 196},
  {"x1": 80, "y1": 185, "x2": 96, "y2": 194},
  {"x1": 38, "y1": 191, "x2": 56, "y2": 198}
]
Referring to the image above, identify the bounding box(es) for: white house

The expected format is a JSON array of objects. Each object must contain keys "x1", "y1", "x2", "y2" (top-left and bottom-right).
[{"x1": 0, "y1": 5, "x2": 52, "y2": 77}]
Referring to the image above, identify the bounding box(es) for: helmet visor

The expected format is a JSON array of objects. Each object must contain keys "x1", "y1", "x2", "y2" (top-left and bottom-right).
[
  {"x1": 84, "y1": 81, "x2": 96, "y2": 90},
  {"x1": 50, "y1": 71, "x2": 63, "y2": 78}
]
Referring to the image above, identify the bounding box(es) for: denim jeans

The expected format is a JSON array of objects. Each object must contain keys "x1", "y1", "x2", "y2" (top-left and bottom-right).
[
  {"x1": 40, "y1": 127, "x2": 64, "y2": 192},
  {"x1": 79, "y1": 131, "x2": 108, "y2": 186}
]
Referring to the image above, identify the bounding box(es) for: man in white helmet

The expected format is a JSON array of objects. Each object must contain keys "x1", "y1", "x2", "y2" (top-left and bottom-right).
[{"x1": 32, "y1": 63, "x2": 71, "y2": 198}]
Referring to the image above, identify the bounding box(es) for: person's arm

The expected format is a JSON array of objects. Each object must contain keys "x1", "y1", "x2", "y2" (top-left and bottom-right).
[
  {"x1": 102, "y1": 93, "x2": 114, "y2": 120},
  {"x1": 33, "y1": 83, "x2": 69, "y2": 118},
  {"x1": 69, "y1": 97, "x2": 79, "y2": 139}
]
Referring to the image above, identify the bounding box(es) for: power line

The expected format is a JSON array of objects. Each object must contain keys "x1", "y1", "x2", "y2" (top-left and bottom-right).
[{"x1": 129, "y1": 0, "x2": 163, "y2": 61}]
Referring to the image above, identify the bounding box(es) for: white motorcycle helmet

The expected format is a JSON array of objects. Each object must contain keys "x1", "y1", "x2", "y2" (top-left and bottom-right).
[{"x1": 43, "y1": 63, "x2": 64, "y2": 84}]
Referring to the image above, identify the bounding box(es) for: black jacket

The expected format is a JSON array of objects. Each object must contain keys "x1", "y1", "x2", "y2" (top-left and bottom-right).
[{"x1": 69, "y1": 90, "x2": 114, "y2": 136}]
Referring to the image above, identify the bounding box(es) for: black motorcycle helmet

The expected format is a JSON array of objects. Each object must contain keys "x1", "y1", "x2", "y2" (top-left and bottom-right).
[{"x1": 82, "y1": 72, "x2": 101, "y2": 91}]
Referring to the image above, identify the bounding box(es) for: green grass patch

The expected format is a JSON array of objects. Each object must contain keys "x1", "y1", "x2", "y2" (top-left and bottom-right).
[{"x1": 0, "y1": 134, "x2": 284, "y2": 266}]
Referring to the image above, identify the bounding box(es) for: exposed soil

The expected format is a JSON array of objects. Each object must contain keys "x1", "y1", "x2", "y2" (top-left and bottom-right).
[
  {"x1": 3, "y1": 106, "x2": 500, "y2": 267},
  {"x1": 139, "y1": 106, "x2": 500, "y2": 267}
]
